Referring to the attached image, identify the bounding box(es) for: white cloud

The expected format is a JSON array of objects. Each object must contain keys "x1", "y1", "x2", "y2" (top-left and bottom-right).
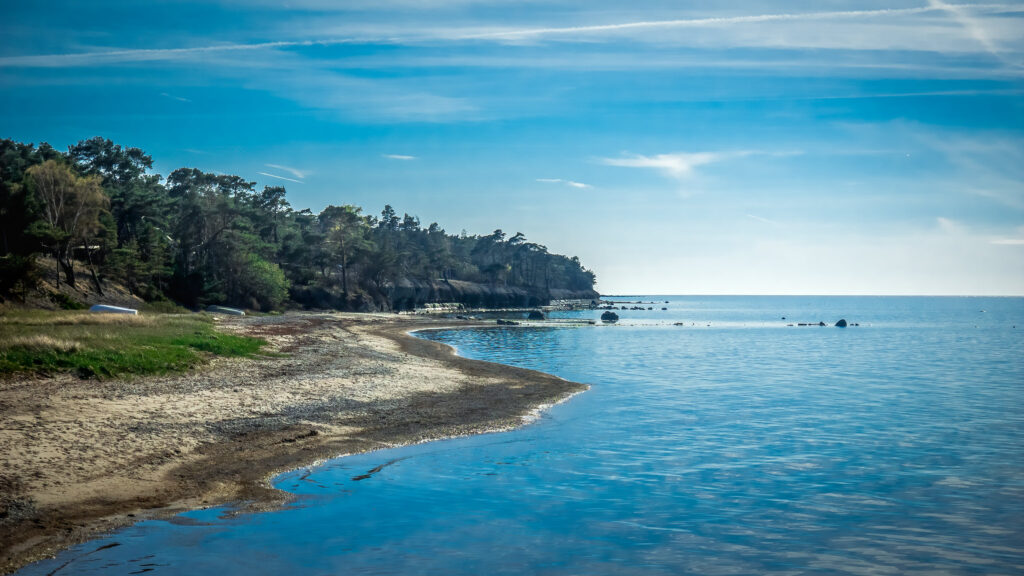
[
  {"x1": 746, "y1": 214, "x2": 781, "y2": 226},
  {"x1": 5, "y1": 3, "x2": 1021, "y2": 71},
  {"x1": 936, "y1": 216, "x2": 966, "y2": 234},
  {"x1": 0, "y1": 40, "x2": 319, "y2": 68},
  {"x1": 160, "y1": 92, "x2": 191, "y2": 103},
  {"x1": 928, "y1": 0, "x2": 1021, "y2": 67},
  {"x1": 602, "y1": 151, "x2": 749, "y2": 179},
  {"x1": 383, "y1": 154, "x2": 417, "y2": 160},
  {"x1": 265, "y1": 163, "x2": 307, "y2": 179},
  {"x1": 536, "y1": 178, "x2": 591, "y2": 189},
  {"x1": 257, "y1": 171, "x2": 303, "y2": 184}
]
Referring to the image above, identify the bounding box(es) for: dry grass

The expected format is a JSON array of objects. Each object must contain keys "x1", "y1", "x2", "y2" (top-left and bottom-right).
[
  {"x1": 0, "y1": 335, "x2": 82, "y2": 353},
  {"x1": 0, "y1": 311, "x2": 160, "y2": 327}
]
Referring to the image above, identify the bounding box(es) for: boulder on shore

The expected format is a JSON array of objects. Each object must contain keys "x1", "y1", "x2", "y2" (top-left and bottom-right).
[{"x1": 601, "y1": 311, "x2": 619, "y2": 323}]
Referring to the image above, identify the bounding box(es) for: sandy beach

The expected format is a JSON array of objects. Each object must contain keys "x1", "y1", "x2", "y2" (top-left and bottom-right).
[{"x1": 0, "y1": 313, "x2": 586, "y2": 574}]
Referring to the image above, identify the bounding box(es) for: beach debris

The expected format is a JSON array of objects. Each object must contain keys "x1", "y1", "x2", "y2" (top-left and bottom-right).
[
  {"x1": 835, "y1": 319, "x2": 848, "y2": 327},
  {"x1": 528, "y1": 310, "x2": 546, "y2": 320},
  {"x1": 89, "y1": 304, "x2": 138, "y2": 315},
  {"x1": 601, "y1": 311, "x2": 619, "y2": 323},
  {"x1": 206, "y1": 305, "x2": 245, "y2": 316}
]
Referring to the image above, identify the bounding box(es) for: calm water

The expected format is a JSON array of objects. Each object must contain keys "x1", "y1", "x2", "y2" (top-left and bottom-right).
[{"x1": 21, "y1": 297, "x2": 1024, "y2": 575}]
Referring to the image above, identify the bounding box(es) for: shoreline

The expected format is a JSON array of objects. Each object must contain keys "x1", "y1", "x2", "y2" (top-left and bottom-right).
[{"x1": 0, "y1": 313, "x2": 588, "y2": 574}]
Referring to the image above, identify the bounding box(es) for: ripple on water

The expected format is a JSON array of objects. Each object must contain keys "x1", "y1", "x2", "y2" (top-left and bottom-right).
[{"x1": 16, "y1": 296, "x2": 1024, "y2": 575}]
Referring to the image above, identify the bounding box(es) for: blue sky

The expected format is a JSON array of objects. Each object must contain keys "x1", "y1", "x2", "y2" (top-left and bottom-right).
[{"x1": 2, "y1": 1, "x2": 1022, "y2": 295}]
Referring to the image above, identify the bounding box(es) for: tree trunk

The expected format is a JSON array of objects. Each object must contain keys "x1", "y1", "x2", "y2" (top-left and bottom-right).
[
  {"x1": 53, "y1": 248, "x2": 60, "y2": 288},
  {"x1": 59, "y1": 250, "x2": 77, "y2": 288},
  {"x1": 341, "y1": 239, "x2": 349, "y2": 296},
  {"x1": 85, "y1": 248, "x2": 105, "y2": 296}
]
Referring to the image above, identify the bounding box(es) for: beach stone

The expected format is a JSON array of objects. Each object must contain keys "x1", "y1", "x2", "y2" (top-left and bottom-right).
[{"x1": 835, "y1": 319, "x2": 848, "y2": 327}]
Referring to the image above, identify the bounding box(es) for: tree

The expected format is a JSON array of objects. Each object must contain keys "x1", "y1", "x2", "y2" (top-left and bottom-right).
[
  {"x1": 239, "y1": 254, "x2": 289, "y2": 310},
  {"x1": 320, "y1": 205, "x2": 374, "y2": 296},
  {"x1": 25, "y1": 160, "x2": 109, "y2": 287}
]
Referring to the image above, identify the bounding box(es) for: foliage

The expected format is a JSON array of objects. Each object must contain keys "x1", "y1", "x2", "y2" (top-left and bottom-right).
[
  {"x1": 0, "y1": 137, "x2": 597, "y2": 311},
  {"x1": 24, "y1": 160, "x2": 109, "y2": 288},
  {"x1": 48, "y1": 291, "x2": 86, "y2": 310}
]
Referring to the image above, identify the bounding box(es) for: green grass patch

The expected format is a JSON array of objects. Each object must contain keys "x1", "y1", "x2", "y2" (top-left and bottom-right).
[{"x1": 0, "y1": 311, "x2": 266, "y2": 379}]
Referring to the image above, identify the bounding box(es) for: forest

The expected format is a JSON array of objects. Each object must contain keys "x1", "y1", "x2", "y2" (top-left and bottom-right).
[{"x1": 0, "y1": 137, "x2": 598, "y2": 312}]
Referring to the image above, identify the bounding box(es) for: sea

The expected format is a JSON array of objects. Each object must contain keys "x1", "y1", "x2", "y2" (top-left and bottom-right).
[{"x1": 18, "y1": 296, "x2": 1024, "y2": 575}]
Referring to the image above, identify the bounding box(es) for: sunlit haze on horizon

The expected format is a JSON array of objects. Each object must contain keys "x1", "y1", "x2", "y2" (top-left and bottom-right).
[{"x1": 2, "y1": 1, "x2": 1022, "y2": 295}]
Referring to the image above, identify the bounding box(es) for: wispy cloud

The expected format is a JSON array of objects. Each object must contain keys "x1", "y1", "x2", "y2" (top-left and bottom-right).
[
  {"x1": 265, "y1": 163, "x2": 307, "y2": 179},
  {"x1": 936, "y1": 216, "x2": 966, "y2": 234},
  {"x1": 458, "y1": 6, "x2": 947, "y2": 41},
  {"x1": 537, "y1": 178, "x2": 590, "y2": 189},
  {"x1": 602, "y1": 151, "x2": 752, "y2": 179},
  {"x1": 257, "y1": 171, "x2": 303, "y2": 184},
  {"x1": 160, "y1": 92, "x2": 191, "y2": 103},
  {"x1": 927, "y1": 0, "x2": 1021, "y2": 67},
  {"x1": 4, "y1": 3, "x2": 1020, "y2": 71},
  {"x1": 0, "y1": 40, "x2": 322, "y2": 68},
  {"x1": 746, "y1": 214, "x2": 781, "y2": 226},
  {"x1": 382, "y1": 154, "x2": 417, "y2": 160}
]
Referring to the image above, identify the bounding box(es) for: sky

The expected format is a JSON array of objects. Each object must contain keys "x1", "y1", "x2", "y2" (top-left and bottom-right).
[{"x1": 1, "y1": 1, "x2": 1022, "y2": 295}]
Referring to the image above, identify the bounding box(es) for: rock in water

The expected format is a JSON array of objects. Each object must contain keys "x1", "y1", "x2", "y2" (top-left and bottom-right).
[
  {"x1": 835, "y1": 319, "x2": 848, "y2": 327},
  {"x1": 601, "y1": 311, "x2": 619, "y2": 323},
  {"x1": 528, "y1": 310, "x2": 546, "y2": 320}
]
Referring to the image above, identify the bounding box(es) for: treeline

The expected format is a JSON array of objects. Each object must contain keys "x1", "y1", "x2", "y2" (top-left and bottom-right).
[{"x1": 0, "y1": 137, "x2": 597, "y2": 311}]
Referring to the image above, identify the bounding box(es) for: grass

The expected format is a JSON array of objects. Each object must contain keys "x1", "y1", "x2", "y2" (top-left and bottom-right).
[{"x1": 0, "y1": 310, "x2": 267, "y2": 379}]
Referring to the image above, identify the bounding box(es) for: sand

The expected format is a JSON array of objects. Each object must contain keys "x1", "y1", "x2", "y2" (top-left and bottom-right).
[{"x1": 0, "y1": 313, "x2": 587, "y2": 574}]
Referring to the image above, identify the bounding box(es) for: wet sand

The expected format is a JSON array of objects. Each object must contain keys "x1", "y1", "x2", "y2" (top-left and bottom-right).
[{"x1": 0, "y1": 313, "x2": 587, "y2": 574}]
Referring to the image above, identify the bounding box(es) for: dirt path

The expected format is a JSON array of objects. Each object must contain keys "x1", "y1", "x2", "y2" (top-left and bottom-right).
[{"x1": 0, "y1": 313, "x2": 586, "y2": 574}]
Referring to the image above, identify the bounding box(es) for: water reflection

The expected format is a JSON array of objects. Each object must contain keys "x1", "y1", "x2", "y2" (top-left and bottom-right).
[{"x1": 18, "y1": 297, "x2": 1024, "y2": 575}]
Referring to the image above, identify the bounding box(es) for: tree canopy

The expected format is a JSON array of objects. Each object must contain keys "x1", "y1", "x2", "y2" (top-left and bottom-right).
[{"x1": 0, "y1": 137, "x2": 597, "y2": 311}]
